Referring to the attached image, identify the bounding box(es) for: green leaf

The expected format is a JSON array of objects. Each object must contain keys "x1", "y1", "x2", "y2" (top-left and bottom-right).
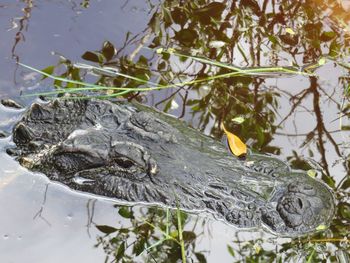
[
  {"x1": 339, "y1": 203, "x2": 350, "y2": 219},
  {"x1": 318, "y1": 57, "x2": 326, "y2": 66},
  {"x1": 164, "y1": 98, "x2": 173, "y2": 112},
  {"x1": 316, "y1": 224, "x2": 327, "y2": 231},
  {"x1": 170, "y1": 230, "x2": 179, "y2": 238},
  {"x1": 227, "y1": 245, "x2": 235, "y2": 257},
  {"x1": 156, "y1": 48, "x2": 164, "y2": 54},
  {"x1": 339, "y1": 178, "x2": 350, "y2": 190},
  {"x1": 115, "y1": 241, "x2": 126, "y2": 260},
  {"x1": 118, "y1": 207, "x2": 133, "y2": 219},
  {"x1": 329, "y1": 40, "x2": 341, "y2": 58},
  {"x1": 307, "y1": 169, "x2": 317, "y2": 178},
  {"x1": 182, "y1": 231, "x2": 196, "y2": 243},
  {"x1": 41, "y1": 66, "x2": 55, "y2": 80},
  {"x1": 95, "y1": 225, "x2": 118, "y2": 234},
  {"x1": 133, "y1": 238, "x2": 146, "y2": 256},
  {"x1": 195, "y1": 252, "x2": 207, "y2": 263},
  {"x1": 253, "y1": 243, "x2": 261, "y2": 254},
  {"x1": 320, "y1": 31, "x2": 337, "y2": 42},
  {"x1": 306, "y1": 249, "x2": 315, "y2": 263},
  {"x1": 232, "y1": 116, "x2": 245, "y2": 124},
  {"x1": 256, "y1": 126, "x2": 265, "y2": 147},
  {"x1": 341, "y1": 125, "x2": 350, "y2": 131}
]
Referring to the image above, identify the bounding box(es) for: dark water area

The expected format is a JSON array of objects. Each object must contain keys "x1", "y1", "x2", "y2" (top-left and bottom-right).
[{"x1": 0, "y1": 0, "x2": 350, "y2": 262}]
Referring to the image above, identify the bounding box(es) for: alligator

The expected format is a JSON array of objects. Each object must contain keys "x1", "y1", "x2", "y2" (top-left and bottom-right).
[{"x1": 4, "y1": 98, "x2": 335, "y2": 236}]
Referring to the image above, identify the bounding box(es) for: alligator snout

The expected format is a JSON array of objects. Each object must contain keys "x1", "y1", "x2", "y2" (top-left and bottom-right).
[{"x1": 275, "y1": 179, "x2": 334, "y2": 233}]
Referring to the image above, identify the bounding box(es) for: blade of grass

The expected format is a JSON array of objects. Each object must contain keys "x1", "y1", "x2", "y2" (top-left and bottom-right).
[
  {"x1": 19, "y1": 57, "x2": 314, "y2": 99},
  {"x1": 74, "y1": 63, "x2": 162, "y2": 87},
  {"x1": 156, "y1": 48, "x2": 314, "y2": 77},
  {"x1": 176, "y1": 203, "x2": 186, "y2": 263}
]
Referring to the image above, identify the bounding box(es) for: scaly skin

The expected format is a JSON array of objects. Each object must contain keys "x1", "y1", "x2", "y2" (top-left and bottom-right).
[{"x1": 7, "y1": 98, "x2": 335, "y2": 236}]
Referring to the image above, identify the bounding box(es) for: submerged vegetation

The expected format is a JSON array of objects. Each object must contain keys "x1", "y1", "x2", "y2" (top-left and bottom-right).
[{"x1": 5, "y1": 0, "x2": 350, "y2": 261}]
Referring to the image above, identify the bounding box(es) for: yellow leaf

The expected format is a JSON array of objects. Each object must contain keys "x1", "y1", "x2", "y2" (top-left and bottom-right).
[{"x1": 221, "y1": 124, "x2": 247, "y2": 157}]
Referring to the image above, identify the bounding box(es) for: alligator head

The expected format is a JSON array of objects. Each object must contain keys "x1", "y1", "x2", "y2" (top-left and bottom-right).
[{"x1": 6, "y1": 98, "x2": 335, "y2": 237}]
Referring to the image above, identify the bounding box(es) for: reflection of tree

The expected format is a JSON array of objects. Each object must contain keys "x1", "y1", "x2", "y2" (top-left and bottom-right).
[
  {"x1": 33, "y1": 183, "x2": 51, "y2": 226},
  {"x1": 275, "y1": 77, "x2": 341, "y2": 183},
  {"x1": 10, "y1": 0, "x2": 33, "y2": 62},
  {"x1": 92, "y1": 202, "x2": 350, "y2": 262},
  {"x1": 93, "y1": 204, "x2": 208, "y2": 262}
]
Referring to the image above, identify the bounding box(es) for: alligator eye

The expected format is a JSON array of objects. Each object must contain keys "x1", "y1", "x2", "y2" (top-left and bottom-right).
[{"x1": 115, "y1": 157, "x2": 135, "y2": 169}]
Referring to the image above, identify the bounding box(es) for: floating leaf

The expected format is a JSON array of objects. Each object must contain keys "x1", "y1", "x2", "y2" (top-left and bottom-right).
[
  {"x1": 231, "y1": 116, "x2": 245, "y2": 124},
  {"x1": 318, "y1": 57, "x2": 326, "y2": 66},
  {"x1": 253, "y1": 243, "x2": 261, "y2": 254},
  {"x1": 118, "y1": 207, "x2": 133, "y2": 219},
  {"x1": 286, "y1": 27, "x2": 296, "y2": 35},
  {"x1": 95, "y1": 224, "x2": 118, "y2": 234},
  {"x1": 221, "y1": 124, "x2": 247, "y2": 157},
  {"x1": 307, "y1": 169, "x2": 317, "y2": 178},
  {"x1": 316, "y1": 224, "x2": 327, "y2": 231}
]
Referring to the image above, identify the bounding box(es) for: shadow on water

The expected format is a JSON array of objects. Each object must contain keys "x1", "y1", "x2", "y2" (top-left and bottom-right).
[{"x1": 0, "y1": 0, "x2": 350, "y2": 262}]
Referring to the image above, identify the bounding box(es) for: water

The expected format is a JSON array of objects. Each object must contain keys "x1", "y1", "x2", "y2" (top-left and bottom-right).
[{"x1": 0, "y1": 0, "x2": 349, "y2": 262}]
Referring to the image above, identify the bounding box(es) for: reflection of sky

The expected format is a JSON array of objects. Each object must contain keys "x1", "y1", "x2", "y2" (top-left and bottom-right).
[{"x1": 271, "y1": 63, "x2": 349, "y2": 184}]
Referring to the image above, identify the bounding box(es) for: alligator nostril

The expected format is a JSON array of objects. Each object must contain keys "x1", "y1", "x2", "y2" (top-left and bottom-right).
[
  {"x1": 14, "y1": 123, "x2": 34, "y2": 144},
  {"x1": 298, "y1": 198, "x2": 303, "y2": 209}
]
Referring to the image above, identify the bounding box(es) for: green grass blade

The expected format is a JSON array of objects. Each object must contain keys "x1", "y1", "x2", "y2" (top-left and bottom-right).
[
  {"x1": 74, "y1": 63, "x2": 163, "y2": 87},
  {"x1": 176, "y1": 205, "x2": 186, "y2": 263}
]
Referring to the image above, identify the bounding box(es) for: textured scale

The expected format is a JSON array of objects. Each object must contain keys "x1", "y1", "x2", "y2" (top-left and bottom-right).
[{"x1": 6, "y1": 98, "x2": 335, "y2": 237}]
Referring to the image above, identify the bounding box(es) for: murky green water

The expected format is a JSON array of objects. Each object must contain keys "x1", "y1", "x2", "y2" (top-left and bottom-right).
[{"x1": 0, "y1": 0, "x2": 349, "y2": 262}]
